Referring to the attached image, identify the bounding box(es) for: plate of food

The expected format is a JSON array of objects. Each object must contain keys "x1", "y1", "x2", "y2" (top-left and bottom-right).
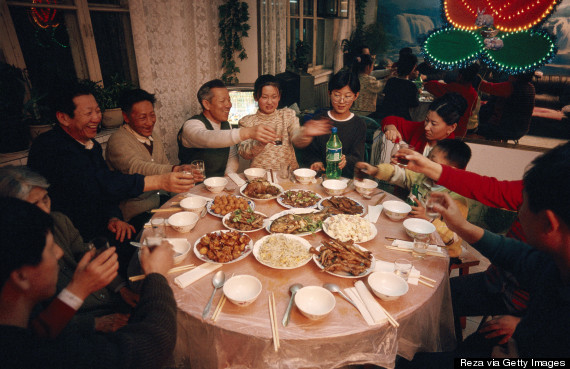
[
  {"x1": 265, "y1": 208, "x2": 330, "y2": 236},
  {"x1": 311, "y1": 239, "x2": 376, "y2": 278},
  {"x1": 193, "y1": 230, "x2": 253, "y2": 264},
  {"x1": 222, "y1": 208, "x2": 267, "y2": 232},
  {"x1": 206, "y1": 195, "x2": 255, "y2": 218},
  {"x1": 317, "y1": 196, "x2": 365, "y2": 216},
  {"x1": 322, "y1": 214, "x2": 377, "y2": 243},
  {"x1": 252, "y1": 234, "x2": 313, "y2": 270},
  {"x1": 240, "y1": 179, "x2": 283, "y2": 200},
  {"x1": 277, "y1": 189, "x2": 322, "y2": 209}
]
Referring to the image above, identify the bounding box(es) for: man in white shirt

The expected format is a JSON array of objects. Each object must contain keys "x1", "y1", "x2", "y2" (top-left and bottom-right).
[{"x1": 177, "y1": 79, "x2": 277, "y2": 177}]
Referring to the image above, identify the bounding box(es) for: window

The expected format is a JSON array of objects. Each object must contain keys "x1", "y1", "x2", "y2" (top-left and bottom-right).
[{"x1": 1, "y1": 0, "x2": 137, "y2": 95}]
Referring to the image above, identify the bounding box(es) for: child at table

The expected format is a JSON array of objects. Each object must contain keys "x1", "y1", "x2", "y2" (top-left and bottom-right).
[
  {"x1": 238, "y1": 74, "x2": 331, "y2": 170},
  {"x1": 356, "y1": 139, "x2": 472, "y2": 257}
]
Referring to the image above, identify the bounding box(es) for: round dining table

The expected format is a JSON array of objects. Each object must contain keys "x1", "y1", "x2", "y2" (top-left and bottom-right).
[{"x1": 142, "y1": 174, "x2": 455, "y2": 369}]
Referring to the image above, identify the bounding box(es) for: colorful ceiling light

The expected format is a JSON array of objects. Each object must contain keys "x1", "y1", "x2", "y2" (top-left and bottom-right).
[{"x1": 28, "y1": 0, "x2": 60, "y2": 30}]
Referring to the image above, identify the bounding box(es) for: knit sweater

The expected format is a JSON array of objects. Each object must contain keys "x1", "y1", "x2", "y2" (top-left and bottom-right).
[
  {"x1": 352, "y1": 74, "x2": 385, "y2": 115},
  {"x1": 238, "y1": 108, "x2": 300, "y2": 170},
  {"x1": 106, "y1": 125, "x2": 172, "y2": 221},
  {"x1": 381, "y1": 116, "x2": 456, "y2": 154},
  {"x1": 0, "y1": 274, "x2": 176, "y2": 369}
]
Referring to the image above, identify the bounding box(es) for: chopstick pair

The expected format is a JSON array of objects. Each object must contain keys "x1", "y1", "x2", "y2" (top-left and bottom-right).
[
  {"x1": 384, "y1": 245, "x2": 447, "y2": 258},
  {"x1": 128, "y1": 264, "x2": 195, "y2": 282},
  {"x1": 151, "y1": 207, "x2": 182, "y2": 213},
  {"x1": 418, "y1": 275, "x2": 436, "y2": 288},
  {"x1": 377, "y1": 303, "x2": 399, "y2": 328},
  {"x1": 268, "y1": 292, "x2": 280, "y2": 352},
  {"x1": 211, "y1": 294, "x2": 227, "y2": 322}
]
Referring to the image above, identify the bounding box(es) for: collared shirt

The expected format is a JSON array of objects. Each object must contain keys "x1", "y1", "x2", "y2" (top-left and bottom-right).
[{"x1": 124, "y1": 124, "x2": 154, "y2": 146}]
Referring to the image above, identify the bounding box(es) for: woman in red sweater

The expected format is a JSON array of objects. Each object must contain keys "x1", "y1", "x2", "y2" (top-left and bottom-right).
[{"x1": 381, "y1": 92, "x2": 467, "y2": 155}]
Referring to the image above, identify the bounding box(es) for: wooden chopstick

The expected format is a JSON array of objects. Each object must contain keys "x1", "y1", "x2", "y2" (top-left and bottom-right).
[
  {"x1": 375, "y1": 193, "x2": 387, "y2": 205},
  {"x1": 128, "y1": 264, "x2": 195, "y2": 282},
  {"x1": 385, "y1": 245, "x2": 447, "y2": 258},
  {"x1": 268, "y1": 292, "x2": 279, "y2": 351},
  {"x1": 212, "y1": 294, "x2": 227, "y2": 322},
  {"x1": 420, "y1": 275, "x2": 436, "y2": 284},
  {"x1": 418, "y1": 279, "x2": 435, "y2": 288},
  {"x1": 151, "y1": 207, "x2": 182, "y2": 213},
  {"x1": 377, "y1": 303, "x2": 399, "y2": 328},
  {"x1": 272, "y1": 292, "x2": 280, "y2": 348}
]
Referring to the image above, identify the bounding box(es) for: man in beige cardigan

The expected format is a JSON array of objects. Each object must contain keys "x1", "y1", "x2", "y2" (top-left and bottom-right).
[{"x1": 106, "y1": 89, "x2": 201, "y2": 229}]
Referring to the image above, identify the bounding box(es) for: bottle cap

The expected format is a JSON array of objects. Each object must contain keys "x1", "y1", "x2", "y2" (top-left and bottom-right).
[{"x1": 331, "y1": 127, "x2": 337, "y2": 133}]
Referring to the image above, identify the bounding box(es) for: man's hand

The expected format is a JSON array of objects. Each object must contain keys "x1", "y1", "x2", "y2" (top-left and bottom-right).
[
  {"x1": 94, "y1": 313, "x2": 130, "y2": 332},
  {"x1": 355, "y1": 161, "x2": 378, "y2": 177},
  {"x1": 303, "y1": 118, "x2": 332, "y2": 137},
  {"x1": 162, "y1": 172, "x2": 196, "y2": 193},
  {"x1": 338, "y1": 155, "x2": 347, "y2": 170},
  {"x1": 107, "y1": 218, "x2": 135, "y2": 242},
  {"x1": 173, "y1": 164, "x2": 193, "y2": 172},
  {"x1": 430, "y1": 192, "x2": 484, "y2": 244},
  {"x1": 310, "y1": 162, "x2": 325, "y2": 172},
  {"x1": 140, "y1": 240, "x2": 174, "y2": 277},
  {"x1": 66, "y1": 247, "x2": 119, "y2": 300},
  {"x1": 395, "y1": 148, "x2": 443, "y2": 181},
  {"x1": 410, "y1": 195, "x2": 429, "y2": 220},
  {"x1": 241, "y1": 125, "x2": 278, "y2": 144},
  {"x1": 479, "y1": 316, "x2": 521, "y2": 345},
  {"x1": 383, "y1": 125, "x2": 402, "y2": 143},
  {"x1": 119, "y1": 287, "x2": 140, "y2": 307}
]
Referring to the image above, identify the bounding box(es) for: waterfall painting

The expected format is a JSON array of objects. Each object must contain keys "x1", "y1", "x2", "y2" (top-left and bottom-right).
[{"x1": 377, "y1": 0, "x2": 570, "y2": 75}]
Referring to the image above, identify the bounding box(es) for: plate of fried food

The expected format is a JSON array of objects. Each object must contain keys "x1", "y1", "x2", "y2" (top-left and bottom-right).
[
  {"x1": 266, "y1": 208, "x2": 330, "y2": 236},
  {"x1": 193, "y1": 230, "x2": 253, "y2": 264},
  {"x1": 317, "y1": 196, "x2": 365, "y2": 216},
  {"x1": 206, "y1": 195, "x2": 255, "y2": 218},
  {"x1": 277, "y1": 189, "x2": 322, "y2": 209},
  {"x1": 240, "y1": 178, "x2": 283, "y2": 200},
  {"x1": 253, "y1": 234, "x2": 313, "y2": 270},
  {"x1": 322, "y1": 214, "x2": 377, "y2": 243},
  {"x1": 310, "y1": 239, "x2": 376, "y2": 278},
  {"x1": 222, "y1": 208, "x2": 267, "y2": 232}
]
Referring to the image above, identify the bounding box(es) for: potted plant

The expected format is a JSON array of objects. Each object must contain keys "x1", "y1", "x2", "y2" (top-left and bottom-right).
[
  {"x1": 98, "y1": 75, "x2": 134, "y2": 129},
  {"x1": 293, "y1": 40, "x2": 311, "y2": 73}
]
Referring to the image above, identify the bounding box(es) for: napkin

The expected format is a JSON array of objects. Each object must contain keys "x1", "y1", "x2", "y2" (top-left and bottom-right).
[
  {"x1": 174, "y1": 263, "x2": 222, "y2": 289},
  {"x1": 345, "y1": 288, "x2": 375, "y2": 325},
  {"x1": 365, "y1": 205, "x2": 383, "y2": 223},
  {"x1": 392, "y1": 240, "x2": 444, "y2": 255},
  {"x1": 354, "y1": 281, "x2": 387, "y2": 325},
  {"x1": 374, "y1": 259, "x2": 421, "y2": 285},
  {"x1": 266, "y1": 171, "x2": 273, "y2": 183},
  {"x1": 228, "y1": 173, "x2": 246, "y2": 187},
  {"x1": 272, "y1": 170, "x2": 279, "y2": 184}
]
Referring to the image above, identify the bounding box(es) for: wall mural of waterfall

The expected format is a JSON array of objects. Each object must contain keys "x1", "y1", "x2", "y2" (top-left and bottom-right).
[{"x1": 377, "y1": 0, "x2": 570, "y2": 75}]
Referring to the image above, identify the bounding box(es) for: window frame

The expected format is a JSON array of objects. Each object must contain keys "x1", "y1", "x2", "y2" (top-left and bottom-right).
[{"x1": 287, "y1": 0, "x2": 326, "y2": 72}]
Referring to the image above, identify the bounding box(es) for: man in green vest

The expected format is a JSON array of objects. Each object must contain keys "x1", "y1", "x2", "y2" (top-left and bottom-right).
[{"x1": 177, "y1": 79, "x2": 278, "y2": 177}]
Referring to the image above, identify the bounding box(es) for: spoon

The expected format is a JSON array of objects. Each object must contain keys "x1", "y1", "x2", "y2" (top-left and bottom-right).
[
  {"x1": 323, "y1": 283, "x2": 359, "y2": 311},
  {"x1": 202, "y1": 270, "x2": 226, "y2": 319},
  {"x1": 282, "y1": 283, "x2": 303, "y2": 327}
]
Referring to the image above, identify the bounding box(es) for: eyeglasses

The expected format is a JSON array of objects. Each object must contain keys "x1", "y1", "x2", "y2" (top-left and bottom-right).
[{"x1": 331, "y1": 93, "x2": 356, "y2": 102}]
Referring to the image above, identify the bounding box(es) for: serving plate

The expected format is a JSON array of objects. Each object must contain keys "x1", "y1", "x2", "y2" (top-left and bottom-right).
[
  {"x1": 206, "y1": 196, "x2": 255, "y2": 218},
  {"x1": 222, "y1": 210, "x2": 267, "y2": 233},
  {"x1": 276, "y1": 189, "x2": 322, "y2": 209},
  {"x1": 322, "y1": 215, "x2": 377, "y2": 243},
  {"x1": 193, "y1": 230, "x2": 253, "y2": 264},
  {"x1": 239, "y1": 182, "x2": 284, "y2": 201},
  {"x1": 313, "y1": 244, "x2": 376, "y2": 279},
  {"x1": 265, "y1": 208, "x2": 324, "y2": 237},
  {"x1": 317, "y1": 196, "x2": 366, "y2": 216},
  {"x1": 252, "y1": 234, "x2": 313, "y2": 270}
]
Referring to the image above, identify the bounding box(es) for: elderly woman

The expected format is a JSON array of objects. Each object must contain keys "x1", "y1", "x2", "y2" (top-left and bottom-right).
[
  {"x1": 381, "y1": 92, "x2": 468, "y2": 156},
  {"x1": 0, "y1": 166, "x2": 137, "y2": 336}
]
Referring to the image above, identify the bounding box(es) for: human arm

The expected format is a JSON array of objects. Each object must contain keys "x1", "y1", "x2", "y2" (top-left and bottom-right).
[
  {"x1": 237, "y1": 115, "x2": 269, "y2": 160},
  {"x1": 380, "y1": 115, "x2": 421, "y2": 143},
  {"x1": 424, "y1": 80, "x2": 447, "y2": 97},
  {"x1": 292, "y1": 117, "x2": 332, "y2": 148},
  {"x1": 478, "y1": 79, "x2": 513, "y2": 98}
]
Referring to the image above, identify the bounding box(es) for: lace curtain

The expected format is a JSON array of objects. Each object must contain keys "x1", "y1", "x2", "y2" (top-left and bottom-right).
[
  {"x1": 259, "y1": 0, "x2": 287, "y2": 75},
  {"x1": 129, "y1": 0, "x2": 224, "y2": 161}
]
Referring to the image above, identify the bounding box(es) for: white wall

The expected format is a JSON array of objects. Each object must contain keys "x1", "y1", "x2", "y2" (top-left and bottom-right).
[{"x1": 235, "y1": 0, "x2": 259, "y2": 84}]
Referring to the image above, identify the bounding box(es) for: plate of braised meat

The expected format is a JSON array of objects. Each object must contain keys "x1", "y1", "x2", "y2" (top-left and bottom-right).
[
  {"x1": 317, "y1": 196, "x2": 365, "y2": 216},
  {"x1": 310, "y1": 239, "x2": 376, "y2": 278},
  {"x1": 240, "y1": 179, "x2": 283, "y2": 200}
]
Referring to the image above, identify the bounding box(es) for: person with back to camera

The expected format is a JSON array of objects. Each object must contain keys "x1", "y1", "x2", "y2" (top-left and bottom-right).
[
  {"x1": 351, "y1": 54, "x2": 386, "y2": 117},
  {"x1": 302, "y1": 69, "x2": 367, "y2": 178},
  {"x1": 381, "y1": 92, "x2": 467, "y2": 157},
  {"x1": 376, "y1": 53, "x2": 419, "y2": 121},
  {"x1": 238, "y1": 74, "x2": 331, "y2": 170}
]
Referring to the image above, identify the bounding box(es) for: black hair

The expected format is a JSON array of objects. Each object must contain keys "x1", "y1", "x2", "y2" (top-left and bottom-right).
[
  {"x1": 396, "y1": 53, "x2": 418, "y2": 76},
  {"x1": 54, "y1": 84, "x2": 94, "y2": 119},
  {"x1": 197, "y1": 79, "x2": 226, "y2": 109},
  {"x1": 355, "y1": 54, "x2": 374, "y2": 74},
  {"x1": 399, "y1": 47, "x2": 413, "y2": 57},
  {"x1": 328, "y1": 69, "x2": 360, "y2": 94},
  {"x1": 523, "y1": 142, "x2": 570, "y2": 226},
  {"x1": 361, "y1": 45, "x2": 370, "y2": 53},
  {"x1": 458, "y1": 63, "x2": 480, "y2": 84},
  {"x1": 253, "y1": 74, "x2": 281, "y2": 100},
  {"x1": 515, "y1": 72, "x2": 534, "y2": 84},
  {"x1": 118, "y1": 88, "x2": 156, "y2": 114},
  {"x1": 428, "y1": 92, "x2": 468, "y2": 125},
  {"x1": 0, "y1": 197, "x2": 53, "y2": 290},
  {"x1": 434, "y1": 139, "x2": 472, "y2": 169}
]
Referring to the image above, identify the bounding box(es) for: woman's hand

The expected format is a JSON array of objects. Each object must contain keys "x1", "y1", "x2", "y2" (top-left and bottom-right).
[
  {"x1": 303, "y1": 118, "x2": 332, "y2": 137},
  {"x1": 410, "y1": 195, "x2": 429, "y2": 220},
  {"x1": 355, "y1": 162, "x2": 378, "y2": 177},
  {"x1": 310, "y1": 162, "x2": 325, "y2": 172},
  {"x1": 107, "y1": 218, "x2": 135, "y2": 242},
  {"x1": 338, "y1": 155, "x2": 346, "y2": 170},
  {"x1": 383, "y1": 125, "x2": 402, "y2": 143}
]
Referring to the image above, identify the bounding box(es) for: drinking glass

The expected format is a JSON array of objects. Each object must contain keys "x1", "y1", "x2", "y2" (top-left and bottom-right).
[
  {"x1": 274, "y1": 123, "x2": 283, "y2": 146},
  {"x1": 424, "y1": 192, "x2": 444, "y2": 220},
  {"x1": 412, "y1": 239, "x2": 428, "y2": 259},
  {"x1": 191, "y1": 160, "x2": 205, "y2": 177},
  {"x1": 147, "y1": 217, "x2": 165, "y2": 246},
  {"x1": 390, "y1": 142, "x2": 415, "y2": 167},
  {"x1": 279, "y1": 163, "x2": 290, "y2": 179},
  {"x1": 394, "y1": 258, "x2": 413, "y2": 281},
  {"x1": 88, "y1": 236, "x2": 110, "y2": 257}
]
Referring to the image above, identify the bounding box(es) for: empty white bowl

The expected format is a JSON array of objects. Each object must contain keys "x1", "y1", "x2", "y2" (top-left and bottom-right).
[
  {"x1": 293, "y1": 168, "x2": 316, "y2": 184},
  {"x1": 322, "y1": 179, "x2": 347, "y2": 196},
  {"x1": 168, "y1": 239, "x2": 192, "y2": 265},
  {"x1": 368, "y1": 272, "x2": 409, "y2": 301},
  {"x1": 244, "y1": 168, "x2": 266, "y2": 182},
  {"x1": 294, "y1": 286, "x2": 336, "y2": 320},
  {"x1": 354, "y1": 178, "x2": 377, "y2": 196},
  {"x1": 204, "y1": 177, "x2": 228, "y2": 193},
  {"x1": 168, "y1": 211, "x2": 199, "y2": 233},
  {"x1": 383, "y1": 200, "x2": 412, "y2": 221},
  {"x1": 403, "y1": 218, "x2": 436, "y2": 240},
  {"x1": 180, "y1": 196, "x2": 207, "y2": 216},
  {"x1": 223, "y1": 275, "x2": 262, "y2": 306}
]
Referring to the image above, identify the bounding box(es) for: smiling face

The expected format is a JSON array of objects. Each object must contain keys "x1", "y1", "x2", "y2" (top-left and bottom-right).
[
  {"x1": 203, "y1": 87, "x2": 232, "y2": 124},
  {"x1": 256, "y1": 86, "x2": 280, "y2": 115},
  {"x1": 424, "y1": 110, "x2": 456, "y2": 142},
  {"x1": 330, "y1": 86, "x2": 358, "y2": 119},
  {"x1": 124, "y1": 100, "x2": 156, "y2": 137},
  {"x1": 58, "y1": 94, "x2": 102, "y2": 143}
]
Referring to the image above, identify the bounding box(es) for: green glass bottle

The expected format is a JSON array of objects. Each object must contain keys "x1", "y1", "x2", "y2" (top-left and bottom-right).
[
  {"x1": 325, "y1": 126, "x2": 342, "y2": 179},
  {"x1": 406, "y1": 183, "x2": 420, "y2": 207}
]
